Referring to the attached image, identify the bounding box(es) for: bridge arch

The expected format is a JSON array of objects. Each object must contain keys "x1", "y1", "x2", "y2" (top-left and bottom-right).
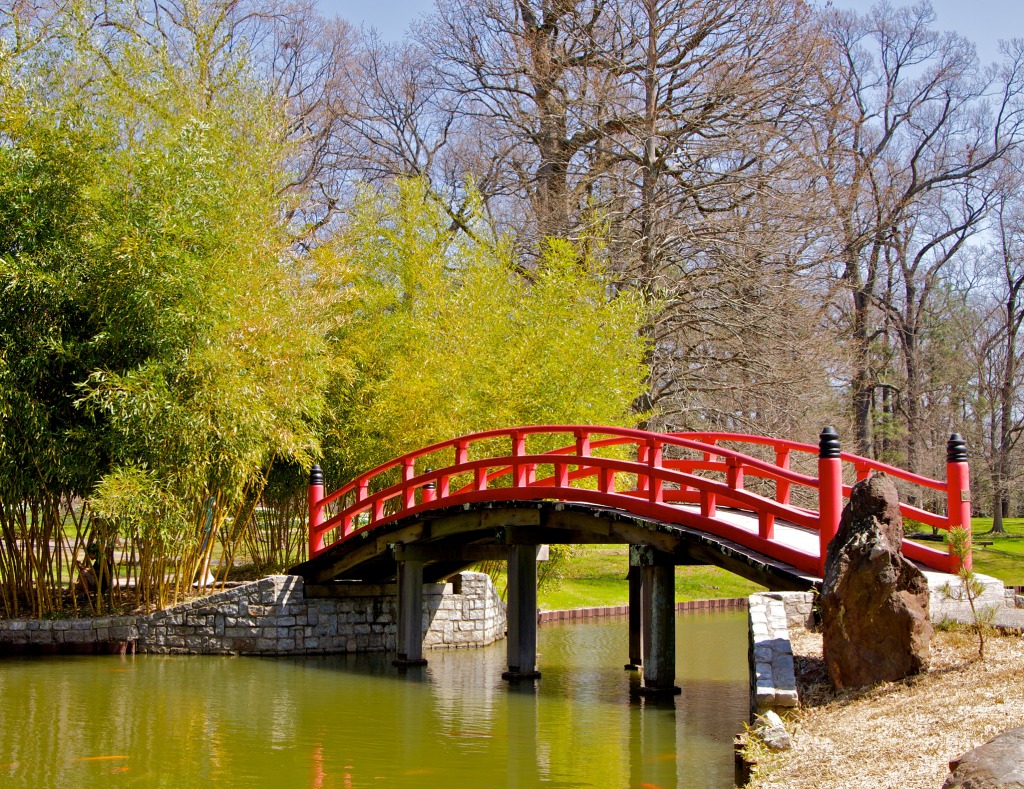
[
  {"x1": 289, "y1": 426, "x2": 972, "y2": 694},
  {"x1": 292, "y1": 500, "x2": 817, "y2": 592}
]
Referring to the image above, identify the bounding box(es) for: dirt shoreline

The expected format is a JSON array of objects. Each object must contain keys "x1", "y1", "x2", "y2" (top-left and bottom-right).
[{"x1": 747, "y1": 627, "x2": 1024, "y2": 788}]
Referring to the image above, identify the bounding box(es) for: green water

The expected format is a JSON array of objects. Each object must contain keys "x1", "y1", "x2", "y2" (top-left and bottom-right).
[{"x1": 0, "y1": 611, "x2": 749, "y2": 788}]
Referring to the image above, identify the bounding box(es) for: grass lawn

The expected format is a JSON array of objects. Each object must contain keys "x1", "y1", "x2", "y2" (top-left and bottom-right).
[
  {"x1": 520, "y1": 545, "x2": 765, "y2": 611},
  {"x1": 906, "y1": 517, "x2": 1024, "y2": 585},
  {"x1": 964, "y1": 517, "x2": 1024, "y2": 585}
]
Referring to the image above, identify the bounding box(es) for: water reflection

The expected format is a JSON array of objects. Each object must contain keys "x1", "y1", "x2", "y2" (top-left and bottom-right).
[{"x1": 0, "y1": 611, "x2": 748, "y2": 788}]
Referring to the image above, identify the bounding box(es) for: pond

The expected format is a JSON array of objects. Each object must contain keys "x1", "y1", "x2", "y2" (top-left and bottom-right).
[{"x1": 0, "y1": 610, "x2": 749, "y2": 788}]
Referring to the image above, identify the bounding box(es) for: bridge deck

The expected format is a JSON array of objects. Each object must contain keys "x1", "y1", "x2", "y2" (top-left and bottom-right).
[{"x1": 671, "y1": 502, "x2": 821, "y2": 557}]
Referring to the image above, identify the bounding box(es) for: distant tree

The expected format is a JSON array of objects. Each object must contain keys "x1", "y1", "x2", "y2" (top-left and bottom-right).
[{"x1": 812, "y1": 3, "x2": 1024, "y2": 462}]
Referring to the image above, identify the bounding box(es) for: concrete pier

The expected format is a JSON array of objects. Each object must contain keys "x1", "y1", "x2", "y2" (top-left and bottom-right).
[
  {"x1": 625, "y1": 546, "x2": 643, "y2": 670},
  {"x1": 503, "y1": 544, "x2": 541, "y2": 680},
  {"x1": 638, "y1": 547, "x2": 680, "y2": 696},
  {"x1": 394, "y1": 557, "x2": 428, "y2": 666}
]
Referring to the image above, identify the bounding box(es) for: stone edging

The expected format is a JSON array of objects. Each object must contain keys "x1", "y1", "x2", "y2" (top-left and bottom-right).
[
  {"x1": 748, "y1": 591, "x2": 813, "y2": 718},
  {"x1": 538, "y1": 597, "x2": 747, "y2": 623}
]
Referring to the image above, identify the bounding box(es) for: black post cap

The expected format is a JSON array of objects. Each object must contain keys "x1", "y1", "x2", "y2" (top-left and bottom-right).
[
  {"x1": 947, "y1": 434, "x2": 967, "y2": 463},
  {"x1": 309, "y1": 464, "x2": 324, "y2": 486},
  {"x1": 424, "y1": 468, "x2": 435, "y2": 489},
  {"x1": 819, "y1": 426, "x2": 841, "y2": 459}
]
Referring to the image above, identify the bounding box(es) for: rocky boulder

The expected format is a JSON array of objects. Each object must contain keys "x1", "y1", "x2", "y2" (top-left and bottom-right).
[
  {"x1": 944, "y1": 727, "x2": 1024, "y2": 788},
  {"x1": 819, "y1": 473, "x2": 932, "y2": 689}
]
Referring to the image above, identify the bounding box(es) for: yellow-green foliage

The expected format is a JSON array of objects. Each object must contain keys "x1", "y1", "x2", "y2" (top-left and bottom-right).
[
  {"x1": 0, "y1": 0, "x2": 329, "y2": 611},
  {"x1": 319, "y1": 179, "x2": 650, "y2": 480}
]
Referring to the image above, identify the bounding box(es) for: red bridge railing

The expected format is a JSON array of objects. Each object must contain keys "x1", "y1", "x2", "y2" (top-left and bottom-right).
[{"x1": 307, "y1": 427, "x2": 971, "y2": 577}]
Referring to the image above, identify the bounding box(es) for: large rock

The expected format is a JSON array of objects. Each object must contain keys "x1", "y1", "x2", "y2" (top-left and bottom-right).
[
  {"x1": 944, "y1": 727, "x2": 1024, "y2": 788},
  {"x1": 819, "y1": 473, "x2": 932, "y2": 689}
]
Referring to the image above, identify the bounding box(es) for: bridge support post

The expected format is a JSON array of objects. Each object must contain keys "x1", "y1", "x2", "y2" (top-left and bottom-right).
[
  {"x1": 638, "y1": 547, "x2": 680, "y2": 696},
  {"x1": 393, "y1": 555, "x2": 427, "y2": 667},
  {"x1": 503, "y1": 544, "x2": 541, "y2": 680},
  {"x1": 818, "y1": 426, "x2": 843, "y2": 577},
  {"x1": 946, "y1": 434, "x2": 972, "y2": 572},
  {"x1": 625, "y1": 545, "x2": 643, "y2": 670},
  {"x1": 308, "y1": 465, "x2": 325, "y2": 557}
]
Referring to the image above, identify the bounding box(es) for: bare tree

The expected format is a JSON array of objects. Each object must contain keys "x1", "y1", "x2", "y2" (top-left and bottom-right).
[
  {"x1": 969, "y1": 147, "x2": 1024, "y2": 531},
  {"x1": 812, "y1": 3, "x2": 1024, "y2": 461},
  {"x1": 421, "y1": 0, "x2": 621, "y2": 243}
]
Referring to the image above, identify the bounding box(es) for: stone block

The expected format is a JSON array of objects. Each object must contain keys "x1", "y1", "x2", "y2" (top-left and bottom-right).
[{"x1": 225, "y1": 626, "x2": 261, "y2": 638}]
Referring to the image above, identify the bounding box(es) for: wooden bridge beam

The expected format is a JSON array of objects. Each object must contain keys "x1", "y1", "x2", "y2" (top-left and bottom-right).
[{"x1": 503, "y1": 544, "x2": 541, "y2": 680}]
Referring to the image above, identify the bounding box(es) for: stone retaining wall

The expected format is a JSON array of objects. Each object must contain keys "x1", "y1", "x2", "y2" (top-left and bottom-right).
[
  {"x1": 747, "y1": 576, "x2": 1017, "y2": 721},
  {"x1": 0, "y1": 571, "x2": 505, "y2": 656},
  {"x1": 747, "y1": 592, "x2": 801, "y2": 719},
  {"x1": 927, "y1": 571, "x2": 1006, "y2": 622}
]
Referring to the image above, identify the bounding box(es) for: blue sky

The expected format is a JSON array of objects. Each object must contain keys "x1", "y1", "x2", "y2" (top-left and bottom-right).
[{"x1": 316, "y1": 0, "x2": 1021, "y2": 64}]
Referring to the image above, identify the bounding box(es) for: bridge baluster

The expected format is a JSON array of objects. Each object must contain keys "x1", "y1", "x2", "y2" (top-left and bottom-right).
[
  {"x1": 647, "y1": 440, "x2": 663, "y2": 504},
  {"x1": 726, "y1": 457, "x2": 744, "y2": 491},
  {"x1": 946, "y1": 434, "x2": 971, "y2": 573},
  {"x1": 474, "y1": 466, "x2": 488, "y2": 492},
  {"x1": 553, "y1": 459, "x2": 568, "y2": 488},
  {"x1": 637, "y1": 442, "x2": 650, "y2": 492},
  {"x1": 701, "y1": 489, "x2": 717, "y2": 518},
  {"x1": 423, "y1": 471, "x2": 436, "y2": 503},
  {"x1": 512, "y1": 431, "x2": 527, "y2": 488},
  {"x1": 402, "y1": 458, "x2": 416, "y2": 509},
  {"x1": 308, "y1": 465, "x2": 326, "y2": 557},
  {"x1": 818, "y1": 426, "x2": 843, "y2": 576},
  {"x1": 775, "y1": 450, "x2": 791, "y2": 506}
]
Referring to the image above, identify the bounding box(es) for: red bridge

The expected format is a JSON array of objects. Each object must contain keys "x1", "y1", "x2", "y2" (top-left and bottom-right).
[{"x1": 289, "y1": 426, "x2": 971, "y2": 694}]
